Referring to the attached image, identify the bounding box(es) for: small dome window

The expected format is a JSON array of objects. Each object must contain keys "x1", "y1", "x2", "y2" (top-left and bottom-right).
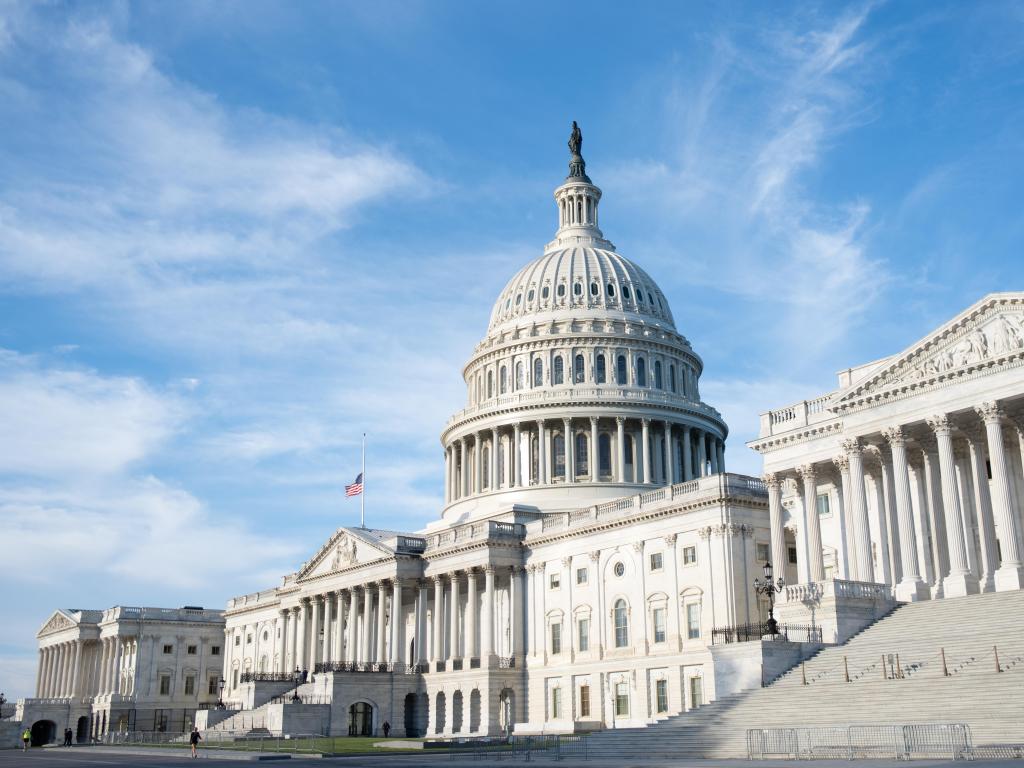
[
  {"x1": 515, "y1": 293, "x2": 522, "y2": 305},
  {"x1": 590, "y1": 282, "x2": 599, "y2": 296},
  {"x1": 622, "y1": 285, "x2": 631, "y2": 300},
  {"x1": 573, "y1": 282, "x2": 583, "y2": 297},
  {"x1": 657, "y1": 296, "x2": 663, "y2": 309},
  {"x1": 648, "y1": 292, "x2": 655, "y2": 305},
  {"x1": 542, "y1": 286, "x2": 550, "y2": 299},
  {"x1": 527, "y1": 289, "x2": 535, "y2": 302},
  {"x1": 607, "y1": 283, "x2": 615, "y2": 297},
  {"x1": 557, "y1": 284, "x2": 566, "y2": 298},
  {"x1": 506, "y1": 298, "x2": 511, "y2": 309},
  {"x1": 637, "y1": 291, "x2": 644, "y2": 303}
]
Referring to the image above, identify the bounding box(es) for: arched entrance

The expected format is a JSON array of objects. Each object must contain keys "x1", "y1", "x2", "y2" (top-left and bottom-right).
[
  {"x1": 498, "y1": 688, "x2": 515, "y2": 737},
  {"x1": 348, "y1": 702, "x2": 373, "y2": 736},
  {"x1": 469, "y1": 689, "x2": 481, "y2": 733},
  {"x1": 30, "y1": 720, "x2": 56, "y2": 747},
  {"x1": 76, "y1": 716, "x2": 89, "y2": 743},
  {"x1": 434, "y1": 692, "x2": 446, "y2": 735},
  {"x1": 403, "y1": 693, "x2": 418, "y2": 737},
  {"x1": 452, "y1": 690, "x2": 464, "y2": 733}
]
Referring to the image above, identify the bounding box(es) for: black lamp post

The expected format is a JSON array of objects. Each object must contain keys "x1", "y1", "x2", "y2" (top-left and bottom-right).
[
  {"x1": 753, "y1": 561, "x2": 786, "y2": 636},
  {"x1": 216, "y1": 678, "x2": 225, "y2": 709},
  {"x1": 291, "y1": 667, "x2": 301, "y2": 703}
]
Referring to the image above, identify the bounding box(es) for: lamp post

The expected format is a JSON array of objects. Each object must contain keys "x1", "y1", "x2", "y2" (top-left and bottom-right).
[
  {"x1": 292, "y1": 667, "x2": 301, "y2": 703},
  {"x1": 753, "y1": 561, "x2": 786, "y2": 637},
  {"x1": 216, "y1": 678, "x2": 225, "y2": 710}
]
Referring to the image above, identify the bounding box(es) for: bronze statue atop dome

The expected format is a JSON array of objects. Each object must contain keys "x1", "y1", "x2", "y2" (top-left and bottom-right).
[{"x1": 566, "y1": 120, "x2": 591, "y2": 182}]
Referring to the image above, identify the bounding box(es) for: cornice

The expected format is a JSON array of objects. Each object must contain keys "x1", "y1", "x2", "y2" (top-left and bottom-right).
[{"x1": 748, "y1": 420, "x2": 844, "y2": 454}]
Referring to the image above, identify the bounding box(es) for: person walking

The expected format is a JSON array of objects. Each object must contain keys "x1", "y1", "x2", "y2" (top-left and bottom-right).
[
  {"x1": 22, "y1": 728, "x2": 31, "y2": 751},
  {"x1": 64, "y1": 727, "x2": 73, "y2": 746},
  {"x1": 382, "y1": 721, "x2": 391, "y2": 738},
  {"x1": 189, "y1": 728, "x2": 202, "y2": 758}
]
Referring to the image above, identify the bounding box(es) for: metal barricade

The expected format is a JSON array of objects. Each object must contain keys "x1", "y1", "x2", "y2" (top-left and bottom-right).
[{"x1": 746, "y1": 723, "x2": 972, "y2": 761}]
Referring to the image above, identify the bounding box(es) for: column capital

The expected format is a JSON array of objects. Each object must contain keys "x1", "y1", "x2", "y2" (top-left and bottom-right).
[
  {"x1": 663, "y1": 533, "x2": 678, "y2": 546},
  {"x1": 641, "y1": 418, "x2": 651, "y2": 427},
  {"x1": 841, "y1": 437, "x2": 862, "y2": 455},
  {"x1": 976, "y1": 401, "x2": 1005, "y2": 424},
  {"x1": 796, "y1": 463, "x2": 817, "y2": 481},
  {"x1": 429, "y1": 573, "x2": 444, "y2": 585},
  {"x1": 882, "y1": 425, "x2": 906, "y2": 446},
  {"x1": 615, "y1": 416, "x2": 625, "y2": 425},
  {"x1": 698, "y1": 525, "x2": 713, "y2": 540},
  {"x1": 483, "y1": 564, "x2": 497, "y2": 575},
  {"x1": 763, "y1": 472, "x2": 782, "y2": 489},
  {"x1": 926, "y1": 413, "x2": 953, "y2": 435}
]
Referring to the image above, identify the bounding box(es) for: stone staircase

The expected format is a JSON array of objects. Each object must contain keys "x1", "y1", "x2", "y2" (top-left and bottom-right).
[
  {"x1": 207, "y1": 681, "x2": 322, "y2": 734},
  {"x1": 588, "y1": 589, "x2": 1024, "y2": 758}
]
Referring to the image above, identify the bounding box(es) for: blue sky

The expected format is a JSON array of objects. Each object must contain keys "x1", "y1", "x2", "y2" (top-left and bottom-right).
[{"x1": 1, "y1": 0, "x2": 1022, "y2": 697}]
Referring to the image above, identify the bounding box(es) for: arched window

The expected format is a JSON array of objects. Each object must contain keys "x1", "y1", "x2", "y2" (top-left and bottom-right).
[
  {"x1": 533, "y1": 358, "x2": 543, "y2": 387},
  {"x1": 481, "y1": 446, "x2": 490, "y2": 489},
  {"x1": 575, "y1": 432, "x2": 588, "y2": 477},
  {"x1": 625, "y1": 434, "x2": 635, "y2": 481},
  {"x1": 614, "y1": 599, "x2": 629, "y2": 648},
  {"x1": 622, "y1": 285, "x2": 631, "y2": 300},
  {"x1": 553, "y1": 357, "x2": 564, "y2": 385},
  {"x1": 599, "y1": 433, "x2": 612, "y2": 477},
  {"x1": 590, "y1": 282, "x2": 599, "y2": 296},
  {"x1": 637, "y1": 290, "x2": 644, "y2": 303},
  {"x1": 542, "y1": 285, "x2": 550, "y2": 300},
  {"x1": 528, "y1": 288, "x2": 535, "y2": 302},
  {"x1": 637, "y1": 357, "x2": 647, "y2": 387},
  {"x1": 654, "y1": 360, "x2": 663, "y2": 389},
  {"x1": 516, "y1": 361, "x2": 525, "y2": 390},
  {"x1": 557, "y1": 284, "x2": 566, "y2": 298},
  {"x1": 573, "y1": 282, "x2": 583, "y2": 297},
  {"x1": 617, "y1": 355, "x2": 627, "y2": 384},
  {"x1": 497, "y1": 439, "x2": 505, "y2": 488},
  {"x1": 607, "y1": 283, "x2": 615, "y2": 298},
  {"x1": 553, "y1": 433, "x2": 566, "y2": 480},
  {"x1": 500, "y1": 366, "x2": 508, "y2": 394},
  {"x1": 574, "y1": 354, "x2": 585, "y2": 383},
  {"x1": 487, "y1": 371, "x2": 494, "y2": 399},
  {"x1": 595, "y1": 354, "x2": 606, "y2": 384},
  {"x1": 669, "y1": 364, "x2": 676, "y2": 393}
]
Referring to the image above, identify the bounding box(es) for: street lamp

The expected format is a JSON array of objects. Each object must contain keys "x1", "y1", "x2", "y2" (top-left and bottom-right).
[
  {"x1": 753, "y1": 562, "x2": 786, "y2": 637},
  {"x1": 292, "y1": 668, "x2": 301, "y2": 703},
  {"x1": 216, "y1": 678, "x2": 225, "y2": 709}
]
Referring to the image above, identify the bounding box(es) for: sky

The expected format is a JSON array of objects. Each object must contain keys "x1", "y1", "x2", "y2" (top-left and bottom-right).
[{"x1": 1, "y1": 0, "x2": 1022, "y2": 698}]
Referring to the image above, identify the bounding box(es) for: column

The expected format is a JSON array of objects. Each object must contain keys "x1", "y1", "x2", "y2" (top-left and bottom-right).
[
  {"x1": 664, "y1": 421, "x2": 674, "y2": 485},
  {"x1": 682, "y1": 425, "x2": 693, "y2": 482},
  {"x1": 98, "y1": 638, "x2": 110, "y2": 696},
  {"x1": 333, "y1": 592, "x2": 344, "y2": 661},
  {"x1": 882, "y1": 428, "x2": 928, "y2": 601},
  {"x1": 482, "y1": 566, "x2": 495, "y2": 658},
  {"x1": 921, "y1": 446, "x2": 949, "y2": 594},
  {"x1": 375, "y1": 582, "x2": 387, "y2": 663},
  {"x1": 345, "y1": 591, "x2": 358, "y2": 663},
  {"x1": 431, "y1": 576, "x2": 444, "y2": 665},
  {"x1": 417, "y1": 581, "x2": 430, "y2": 665},
  {"x1": 466, "y1": 569, "x2": 479, "y2": 660},
  {"x1": 295, "y1": 600, "x2": 308, "y2": 672},
  {"x1": 34, "y1": 649, "x2": 44, "y2": 697},
  {"x1": 309, "y1": 595, "x2": 321, "y2": 669},
  {"x1": 39, "y1": 647, "x2": 51, "y2": 697},
  {"x1": 449, "y1": 573, "x2": 461, "y2": 661},
  {"x1": 709, "y1": 434, "x2": 720, "y2": 474},
  {"x1": 511, "y1": 567, "x2": 525, "y2": 657},
  {"x1": 718, "y1": 440, "x2": 726, "y2": 473},
  {"x1": 109, "y1": 638, "x2": 122, "y2": 695},
  {"x1": 928, "y1": 414, "x2": 980, "y2": 596},
  {"x1": 444, "y1": 448, "x2": 451, "y2": 504},
  {"x1": 765, "y1": 474, "x2": 786, "y2": 576},
  {"x1": 321, "y1": 592, "x2": 333, "y2": 665},
  {"x1": 843, "y1": 438, "x2": 875, "y2": 582},
  {"x1": 69, "y1": 640, "x2": 82, "y2": 698},
  {"x1": 966, "y1": 431, "x2": 999, "y2": 592},
  {"x1": 276, "y1": 610, "x2": 288, "y2": 673},
  {"x1": 797, "y1": 464, "x2": 825, "y2": 581},
  {"x1": 564, "y1": 417, "x2": 575, "y2": 483},
  {"x1": 289, "y1": 607, "x2": 300, "y2": 672},
  {"x1": 590, "y1": 417, "x2": 600, "y2": 482},
  {"x1": 641, "y1": 419, "x2": 652, "y2": 483},
  {"x1": 537, "y1": 420, "x2": 547, "y2": 485},
  {"x1": 459, "y1": 438, "x2": 468, "y2": 498},
  {"x1": 977, "y1": 403, "x2": 1024, "y2": 590},
  {"x1": 513, "y1": 423, "x2": 522, "y2": 487},
  {"x1": 616, "y1": 417, "x2": 626, "y2": 482},
  {"x1": 391, "y1": 580, "x2": 404, "y2": 665},
  {"x1": 360, "y1": 587, "x2": 373, "y2": 663},
  {"x1": 697, "y1": 429, "x2": 707, "y2": 477},
  {"x1": 491, "y1": 428, "x2": 499, "y2": 490}
]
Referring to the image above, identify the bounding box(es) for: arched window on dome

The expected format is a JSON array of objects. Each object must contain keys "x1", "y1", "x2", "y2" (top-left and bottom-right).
[
  {"x1": 595, "y1": 354, "x2": 606, "y2": 384},
  {"x1": 599, "y1": 433, "x2": 612, "y2": 478},
  {"x1": 542, "y1": 285, "x2": 550, "y2": 300},
  {"x1": 607, "y1": 283, "x2": 615, "y2": 298},
  {"x1": 622, "y1": 285, "x2": 631, "y2": 300},
  {"x1": 654, "y1": 360, "x2": 663, "y2": 390},
  {"x1": 637, "y1": 290, "x2": 644, "y2": 303},
  {"x1": 624, "y1": 434, "x2": 635, "y2": 482},
  {"x1": 614, "y1": 599, "x2": 629, "y2": 648},
  {"x1": 481, "y1": 446, "x2": 490, "y2": 490},
  {"x1": 497, "y1": 439, "x2": 505, "y2": 489},
  {"x1": 531, "y1": 434, "x2": 539, "y2": 484},
  {"x1": 516, "y1": 361, "x2": 525, "y2": 390},
  {"x1": 636, "y1": 357, "x2": 647, "y2": 387},
  {"x1": 533, "y1": 358, "x2": 543, "y2": 387},
  {"x1": 573, "y1": 282, "x2": 583, "y2": 297},
  {"x1": 500, "y1": 365, "x2": 508, "y2": 395},
  {"x1": 669, "y1": 364, "x2": 676, "y2": 393},
  {"x1": 590, "y1": 281, "x2": 599, "y2": 297},
  {"x1": 574, "y1": 354, "x2": 585, "y2": 384},
  {"x1": 553, "y1": 433, "x2": 566, "y2": 480},
  {"x1": 576, "y1": 199, "x2": 582, "y2": 223},
  {"x1": 616, "y1": 355, "x2": 627, "y2": 385},
  {"x1": 575, "y1": 432, "x2": 588, "y2": 478},
  {"x1": 557, "y1": 283, "x2": 566, "y2": 299},
  {"x1": 553, "y1": 356, "x2": 564, "y2": 385},
  {"x1": 527, "y1": 288, "x2": 535, "y2": 302},
  {"x1": 487, "y1": 371, "x2": 494, "y2": 399}
]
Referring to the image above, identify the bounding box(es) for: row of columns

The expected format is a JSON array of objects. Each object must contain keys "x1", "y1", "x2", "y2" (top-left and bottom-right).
[
  {"x1": 766, "y1": 401, "x2": 1024, "y2": 600},
  {"x1": 36, "y1": 636, "x2": 129, "y2": 699},
  {"x1": 444, "y1": 418, "x2": 725, "y2": 503}
]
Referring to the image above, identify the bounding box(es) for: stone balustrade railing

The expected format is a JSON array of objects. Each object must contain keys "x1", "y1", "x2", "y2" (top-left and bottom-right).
[
  {"x1": 760, "y1": 393, "x2": 837, "y2": 436},
  {"x1": 103, "y1": 605, "x2": 223, "y2": 622},
  {"x1": 781, "y1": 579, "x2": 895, "y2": 604},
  {"x1": 425, "y1": 519, "x2": 526, "y2": 552}
]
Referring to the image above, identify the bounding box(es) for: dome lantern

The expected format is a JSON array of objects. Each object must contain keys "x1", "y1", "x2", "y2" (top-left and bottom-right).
[{"x1": 550, "y1": 122, "x2": 612, "y2": 252}]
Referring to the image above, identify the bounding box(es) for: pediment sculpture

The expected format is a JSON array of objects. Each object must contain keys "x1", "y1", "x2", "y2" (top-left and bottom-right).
[
  {"x1": 331, "y1": 535, "x2": 358, "y2": 570},
  {"x1": 909, "y1": 311, "x2": 1024, "y2": 380},
  {"x1": 40, "y1": 612, "x2": 74, "y2": 635}
]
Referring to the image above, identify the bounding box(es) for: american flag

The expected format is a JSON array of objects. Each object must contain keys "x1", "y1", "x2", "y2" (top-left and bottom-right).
[{"x1": 345, "y1": 472, "x2": 364, "y2": 497}]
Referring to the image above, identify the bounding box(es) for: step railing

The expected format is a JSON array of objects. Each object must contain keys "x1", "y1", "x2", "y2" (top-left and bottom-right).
[{"x1": 747, "y1": 723, "x2": 972, "y2": 760}]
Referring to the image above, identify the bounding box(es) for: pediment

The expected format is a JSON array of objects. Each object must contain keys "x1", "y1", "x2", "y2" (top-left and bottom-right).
[
  {"x1": 38, "y1": 609, "x2": 77, "y2": 638},
  {"x1": 834, "y1": 293, "x2": 1024, "y2": 409},
  {"x1": 296, "y1": 527, "x2": 390, "y2": 581}
]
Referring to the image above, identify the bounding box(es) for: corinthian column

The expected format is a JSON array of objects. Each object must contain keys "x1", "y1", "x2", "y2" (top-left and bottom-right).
[
  {"x1": 641, "y1": 419, "x2": 652, "y2": 483},
  {"x1": 390, "y1": 580, "x2": 404, "y2": 665},
  {"x1": 361, "y1": 587, "x2": 373, "y2": 663},
  {"x1": 797, "y1": 464, "x2": 825, "y2": 582},
  {"x1": 536, "y1": 420, "x2": 547, "y2": 485},
  {"x1": 682, "y1": 425, "x2": 693, "y2": 481},
  {"x1": 491, "y1": 428, "x2": 499, "y2": 490},
  {"x1": 616, "y1": 417, "x2": 626, "y2": 482},
  {"x1": 590, "y1": 417, "x2": 600, "y2": 482},
  {"x1": 765, "y1": 474, "x2": 786, "y2": 579},
  {"x1": 466, "y1": 569, "x2": 479, "y2": 660},
  {"x1": 309, "y1": 595, "x2": 321, "y2": 669},
  {"x1": 564, "y1": 418, "x2": 575, "y2": 483},
  {"x1": 977, "y1": 402, "x2": 1024, "y2": 590},
  {"x1": 449, "y1": 573, "x2": 461, "y2": 661},
  {"x1": 375, "y1": 582, "x2": 387, "y2": 663},
  {"x1": 664, "y1": 421, "x2": 674, "y2": 485},
  {"x1": 883, "y1": 427, "x2": 928, "y2": 601},
  {"x1": 928, "y1": 414, "x2": 980, "y2": 596},
  {"x1": 482, "y1": 566, "x2": 495, "y2": 658},
  {"x1": 965, "y1": 429, "x2": 998, "y2": 592},
  {"x1": 431, "y1": 576, "x2": 444, "y2": 664},
  {"x1": 512, "y1": 423, "x2": 522, "y2": 487},
  {"x1": 843, "y1": 438, "x2": 875, "y2": 582}
]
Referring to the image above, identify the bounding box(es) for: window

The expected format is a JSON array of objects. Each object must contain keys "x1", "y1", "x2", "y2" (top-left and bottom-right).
[
  {"x1": 500, "y1": 365, "x2": 508, "y2": 394},
  {"x1": 649, "y1": 552, "x2": 664, "y2": 571},
  {"x1": 573, "y1": 282, "x2": 582, "y2": 297},
  {"x1": 516, "y1": 361, "x2": 525, "y2": 390},
  {"x1": 670, "y1": 364, "x2": 676, "y2": 392},
  {"x1": 551, "y1": 623, "x2": 562, "y2": 655},
  {"x1": 579, "y1": 685, "x2": 591, "y2": 717},
  {"x1": 575, "y1": 432, "x2": 588, "y2": 476},
  {"x1": 614, "y1": 599, "x2": 629, "y2": 647},
  {"x1": 211, "y1": 646, "x2": 221, "y2": 656},
  {"x1": 576, "y1": 567, "x2": 588, "y2": 585},
  {"x1": 656, "y1": 679, "x2": 668, "y2": 713},
  {"x1": 756, "y1": 543, "x2": 770, "y2": 563},
  {"x1": 648, "y1": 292, "x2": 655, "y2": 305},
  {"x1": 515, "y1": 293, "x2": 521, "y2": 305},
  {"x1": 616, "y1": 355, "x2": 628, "y2": 384},
  {"x1": 653, "y1": 607, "x2": 667, "y2": 643},
  {"x1": 554, "y1": 433, "x2": 565, "y2": 479},
  {"x1": 232, "y1": 669, "x2": 238, "y2": 688},
  {"x1": 574, "y1": 354, "x2": 585, "y2": 383},
  {"x1": 549, "y1": 572, "x2": 560, "y2": 590},
  {"x1": 533, "y1": 358, "x2": 543, "y2": 387},
  {"x1": 551, "y1": 687, "x2": 562, "y2": 718},
  {"x1": 614, "y1": 561, "x2": 625, "y2": 577},
  {"x1": 542, "y1": 285, "x2": 550, "y2": 299},
  {"x1": 590, "y1": 281, "x2": 598, "y2": 296},
  {"x1": 637, "y1": 290, "x2": 645, "y2": 303},
  {"x1": 599, "y1": 433, "x2": 612, "y2": 476},
  {"x1": 208, "y1": 676, "x2": 219, "y2": 695},
  {"x1": 246, "y1": 634, "x2": 252, "y2": 645},
  {"x1": 595, "y1": 354, "x2": 606, "y2": 383},
  {"x1": 578, "y1": 618, "x2": 590, "y2": 652},
  {"x1": 637, "y1": 357, "x2": 647, "y2": 386},
  {"x1": 686, "y1": 603, "x2": 701, "y2": 639},
  {"x1": 816, "y1": 493, "x2": 831, "y2": 517},
  {"x1": 557, "y1": 283, "x2": 566, "y2": 298},
  {"x1": 528, "y1": 288, "x2": 535, "y2": 302},
  {"x1": 622, "y1": 285, "x2": 631, "y2": 300},
  {"x1": 689, "y1": 676, "x2": 703, "y2": 708},
  {"x1": 683, "y1": 546, "x2": 697, "y2": 565},
  {"x1": 654, "y1": 360, "x2": 663, "y2": 389},
  {"x1": 184, "y1": 675, "x2": 195, "y2": 696},
  {"x1": 160, "y1": 675, "x2": 171, "y2": 695},
  {"x1": 487, "y1": 371, "x2": 494, "y2": 398},
  {"x1": 615, "y1": 682, "x2": 629, "y2": 716},
  {"x1": 788, "y1": 546, "x2": 799, "y2": 565},
  {"x1": 553, "y1": 357, "x2": 564, "y2": 384},
  {"x1": 164, "y1": 644, "x2": 174, "y2": 654},
  {"x1": 187, "y1": 645, "x2": 197, "y2": 655}
]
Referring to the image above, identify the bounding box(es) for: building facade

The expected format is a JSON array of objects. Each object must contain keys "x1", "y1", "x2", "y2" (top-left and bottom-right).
[
  {"x1": 216, "y1": 130, "x2": 773, "y2": 738},
  {"x1": 17, "y1": 605, "x2": 225, "y2": 745}
]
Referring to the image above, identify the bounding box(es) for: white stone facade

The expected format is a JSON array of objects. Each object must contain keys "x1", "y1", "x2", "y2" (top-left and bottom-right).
[{"x1": 18, "y1": 605, "x2": 225, "y2": 744}]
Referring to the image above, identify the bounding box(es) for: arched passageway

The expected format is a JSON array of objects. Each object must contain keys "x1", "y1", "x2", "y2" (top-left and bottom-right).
[
  {"x1": 30, "y1": 720, "x2": 56, "y2": 747},
  {"x1": 348, "y1": 702, "x2": 373, "y2": 736},
  {"x1": 434, "y1": 692, "x2": 446, "y2": 735},
  {"x1": 76, "y1": 716, "x2": 89, "y2": 743}
]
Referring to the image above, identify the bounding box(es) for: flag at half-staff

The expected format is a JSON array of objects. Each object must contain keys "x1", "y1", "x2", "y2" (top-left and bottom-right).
[{"x1": 345, "y1": 473, "x2": 363, "y2": 497}]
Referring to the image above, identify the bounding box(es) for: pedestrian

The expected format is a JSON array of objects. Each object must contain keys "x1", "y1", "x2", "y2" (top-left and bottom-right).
[
  {"x1": 382, "y1": 721, "x2": 391, "y2": 738},
  {"x1": 189, "y1": 727, "x2": 202, "y2": 759},
  {"x1": 22, "y1": 727, "x2": 30, "y2": 751},
  {"x1": 64, "y1": 727, "x2": 73, "y2": 746}
]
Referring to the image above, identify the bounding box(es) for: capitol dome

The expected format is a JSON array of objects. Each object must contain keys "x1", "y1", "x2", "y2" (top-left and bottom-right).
[{"x1": 435, "y1": 124, "x2": 728, "y2": 526}]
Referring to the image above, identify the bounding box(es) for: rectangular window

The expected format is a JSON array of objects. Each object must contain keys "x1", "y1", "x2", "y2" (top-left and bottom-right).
[
  {"x1": 788, "y1": 546, "x2": 798, "y2": 565},
  {"x1": 816, "y1": 493, "x2": 831, "y2": 517},
  {"x1": 159, "y1": 675, "x2": 171, "y2": 695},
  {"x1": 656, "y1": 679, "x2": 668, "y2": 713},
  {"x1": 686, "y1": 603, "x2": 701, "y2": 640},
  {"x1": 689, "y1": 676, "x2": 703, "y2": 708},
  {"x1": 615, "y1": 682, "x2": 629, "y2": 717},
  {"x1": 756, "y1": 542, "x2": 770, "y2": 563},
  {"x1": 551, "y1": 687, "x2": 562, "y2": 719},
  {"x1": 184, "y1": 676, "x2": 195, "y2": 696},
  {"x1": 682, "y1": 546, "x2": 697, "y2": 565},
  {"x1": 186, "y1": 645, "x2": 197, "y2": 655},
  {"x1": 211, "y1": 646, "x2": 221, "y2": 656},
  {"x1": 576, "y1": 567, "x2": 588, "y2": 585},
  {"x1": 162, "y1": 644, "x2": 173, "y2": 654},
  {"x1": 649, "y1": 552, "x2": 663, "y2": 571},
  {"x1": 578, "y1": 618, "x2": 590, "y2": 652},
  {"x1": 653, "y1": 607, "x2": 667, "y2": 643},
  {"x1": 246, "y1": 633, "x2": 253, "y2": 645},
  {"x1": 234, "y1": 635, "x2": 240, "y2": 647},
  {"x1": 232, "y1": 669, "x2": 238, "y2": 688},
  {"x1": 551, "y1": 623, "x2": 562, "y2": 655},
  {"x1": 549, "y1": 573, "x2": 560, "y2": 590},
  {"x1": 579, "y1": 685, "x2": 591, "y2": 718},
  {"x1": 208, "y1": 677, "x2": 218, "y2": 695}
]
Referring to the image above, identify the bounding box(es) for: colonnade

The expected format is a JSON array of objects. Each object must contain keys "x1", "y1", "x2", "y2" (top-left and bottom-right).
[
  {"x1": 765, "y1": 400, "x2": 1024, "y2": 600},
  {"x1": 269, "y1": 566, "x2": 525, "y2": 678},
  {"x1": 444, "y1": 417, "x2": 725, "y2": 503},
  {"x1": 36, "y1": 636, "x2": 133, "y2": 699}
]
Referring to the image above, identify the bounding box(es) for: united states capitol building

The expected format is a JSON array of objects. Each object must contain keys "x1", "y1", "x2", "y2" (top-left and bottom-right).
[{"x1": 15, "y1": 128, "x2": 1024, "y2": 747}]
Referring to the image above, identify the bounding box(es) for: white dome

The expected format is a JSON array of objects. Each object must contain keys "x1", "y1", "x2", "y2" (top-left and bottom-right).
[{"x1": 487, "y1": 246, "x2": 676, "y2": 336}]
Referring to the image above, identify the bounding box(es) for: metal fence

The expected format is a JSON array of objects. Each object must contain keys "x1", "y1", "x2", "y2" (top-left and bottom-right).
[
  {"x1": 713, "y1": 622, "x2": 823, "y2": 645},
  {"x1": 746, "y1": 723, "x2": 973, "y2": 760},
  {"x1": 448, "y1": 735, "x2": 589, "y2": 761}
]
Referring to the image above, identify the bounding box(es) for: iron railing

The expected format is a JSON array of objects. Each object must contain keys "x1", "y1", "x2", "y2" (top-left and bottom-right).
[
  {"x1": 747, "y1": 723, "x2": 972, "y2": 760},
  {"x1": 712, "y1": 622, "x2": 822, "y2": 645},
  {"x1": 239, "y1": 672, "x2": 293, "y2": 683},
  {"x1": 498, "y1": 656, "x2": 516, "y2": 669},
  {"x1": 314, "y1": 661, "x2": 398, "y2": 674}
]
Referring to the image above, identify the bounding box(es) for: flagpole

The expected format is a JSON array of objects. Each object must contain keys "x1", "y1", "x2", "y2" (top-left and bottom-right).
[{"x1": 360, "y1": 433, "x2": 366, "y2": 529}]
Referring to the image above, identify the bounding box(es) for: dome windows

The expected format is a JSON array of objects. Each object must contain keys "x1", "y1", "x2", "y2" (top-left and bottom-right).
[
  {"x1": 654, "y1": 360, "x2": 663, "y2": 389},
  {"x1": 542, "y1": 285, "x2": 550, "y2": 300},
  {"x1": 607, "y1": 283, "x2": 615, "y2": 298},
  {"x1": 527, "y1": 288, "x2": 535, "y2": 302},
  {"x1": 595, "y1": 354, "x2": 606, "y2": 384},
  {"x1": 533, "y1": 358, "x2": 543, "y2": 386},
  {"x1": 590, "y1": 281, "x2": 599, "y2": 297},
  {"x1": 637, "y1": 291, "x2": 644, "y2": 303},
  {"x1": 557, "y1": 283, "x2": 566, "y2": 298},
  {"x1": 574, "y1": 354, "x2": 585, "y2": 383},
  {"x1": 500, "y1": 365, "x2": 508, "y2": 394},
  {"x1": 622, "y1": 285, "x2": 631, "y2": 300},
  {"x1": 648, "y1": 292, "x2": 655, "y2": 305},
  {"x1": 616, "y1": 355, "x2": 627, "y2": 384},
  {"x1": 637, "y1": 357, "x2": 647, "y2": 387},
  {"x1": 515, "y1": 293, "x2": 522, "y2": 306},
  {"x1": 553, "y1": 356, "x2": 565, "y2": 385},
  {"x1": 573, "y1": 282, "x2": 583, "y2": 297}
]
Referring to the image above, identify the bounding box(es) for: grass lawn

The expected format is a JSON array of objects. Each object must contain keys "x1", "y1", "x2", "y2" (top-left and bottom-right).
[{"x1": 102, "y1": 736, "x2": 426, "y2": 755}]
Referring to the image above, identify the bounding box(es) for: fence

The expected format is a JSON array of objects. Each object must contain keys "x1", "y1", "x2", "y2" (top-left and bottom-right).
[
  {"x1": 746, "y1": 724, "x2": 972, "y2": 760},
  {"x1": 448, "y1": 735, "x2": 589, "y2": 761},
  {"x1": 99, "y1": 730, "x2": 327, "y2": 754},
  {"x1": 712, "y1": 623, "x2": 823, "y2": 645}
]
